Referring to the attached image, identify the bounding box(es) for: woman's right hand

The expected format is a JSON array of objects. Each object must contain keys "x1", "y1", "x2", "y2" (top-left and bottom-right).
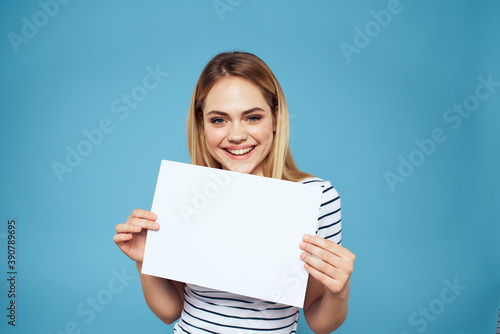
[{"x1": 113, "y1": 209, "x2": 159, "y2": 263}]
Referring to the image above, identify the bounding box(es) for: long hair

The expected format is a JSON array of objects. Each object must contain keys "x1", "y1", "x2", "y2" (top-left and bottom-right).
[{"x1": 187, "y1": 51, "x2": 312, "y2": 182}]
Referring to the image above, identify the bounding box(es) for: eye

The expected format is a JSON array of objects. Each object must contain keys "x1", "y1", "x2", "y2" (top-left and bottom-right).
[
  {"x1": 247, "y1": 115, "x2": 261, "y2": 123},
  {"x1": 209, "y1": 117, "x2": 226, "y2": 125}
]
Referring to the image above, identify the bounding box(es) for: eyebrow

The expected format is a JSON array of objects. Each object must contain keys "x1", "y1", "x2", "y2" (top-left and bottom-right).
[{"x1": 206, "y1": 107, "x2": 266, "y2": 117}]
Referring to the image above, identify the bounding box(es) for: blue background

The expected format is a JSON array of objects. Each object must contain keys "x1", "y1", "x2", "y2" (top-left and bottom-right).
[{"x1": 1, "y1": 0, "x2": 499, "y2": 333}]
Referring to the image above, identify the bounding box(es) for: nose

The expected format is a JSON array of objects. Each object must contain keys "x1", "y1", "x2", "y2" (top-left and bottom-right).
[{"x1": 227, "y1": 122, "x2": 247, "y2": 143}]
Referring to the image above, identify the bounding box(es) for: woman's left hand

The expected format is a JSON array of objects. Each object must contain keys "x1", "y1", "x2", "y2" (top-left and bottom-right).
[{"x1": 300, "y1": 234, "x2": 355, "y2": 295}]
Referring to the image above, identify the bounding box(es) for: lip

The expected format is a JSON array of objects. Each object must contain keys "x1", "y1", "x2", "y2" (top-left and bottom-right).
[
  {"x1": 222, "y1": 145, "x2": 256, "y2": 160},
  {"x1": 224, "y1": 145, "x2": 255, "y2": 150}
]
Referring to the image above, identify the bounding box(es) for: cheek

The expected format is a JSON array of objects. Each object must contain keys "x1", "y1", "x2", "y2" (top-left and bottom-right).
[
  {"x1": 250, "y1": 125, "x2": 275, "y2": 144},
  {"x1": 204, "y1": 127, "x2": 225, "y2": 149}
]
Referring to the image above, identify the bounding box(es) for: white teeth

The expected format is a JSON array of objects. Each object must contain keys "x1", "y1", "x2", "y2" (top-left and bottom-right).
[{"x1": 227, "y1": 147, "x2": 253, "y2": 155}]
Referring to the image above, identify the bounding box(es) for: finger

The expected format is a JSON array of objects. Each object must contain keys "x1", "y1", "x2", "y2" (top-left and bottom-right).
[
  {"x1": 113, "y1": 233, "x2": 133, "y2": 244},
  {"x1": 300, "y1": 251, "x2": 337, "y2": 278},
  {"x1": 129, "y1": 208, "x2": 157, "y2": 221},
  {"x1": 302, "y1": 234, "x2": 355, "y2": 261},
  {"x1": 115, "y1": 223, "x2": 143, "y2": 234},
  {"x1": 300, "y1": 240, "x2": 341, "y2": 269},
  {"x1": 304, "y1": 262, "x2": 345, "y2": 294},
  {"x1": 124, "y1": 217, "x2": 159, "y2": 231}
]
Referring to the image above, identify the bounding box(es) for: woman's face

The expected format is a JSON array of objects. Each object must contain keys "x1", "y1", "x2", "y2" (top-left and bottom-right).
[{"x1": 202, "y1": 76, "x2": 276, "y2": 176}]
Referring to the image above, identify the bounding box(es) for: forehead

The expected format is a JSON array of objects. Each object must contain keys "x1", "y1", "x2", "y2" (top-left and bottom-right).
[{"x1": 203, "y1": 77, "x2": 269, "y2": 112}]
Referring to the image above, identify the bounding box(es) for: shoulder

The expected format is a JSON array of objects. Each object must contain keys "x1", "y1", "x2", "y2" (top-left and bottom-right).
[
  {"x1": 299, "y1": 176, "x2": 340, "y2": 201},
  {"x1": 301, "y1": 177, "x2": 342, "y2": 243}
]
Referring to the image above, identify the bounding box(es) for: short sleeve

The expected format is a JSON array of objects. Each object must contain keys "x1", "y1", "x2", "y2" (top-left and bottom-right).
[{"x1": 302, "y1": 178, "x2": 342, "y2": 245}]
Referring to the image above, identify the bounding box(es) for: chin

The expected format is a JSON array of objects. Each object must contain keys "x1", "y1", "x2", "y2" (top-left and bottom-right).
[
  {"x1": 225, "y1": 164, "x2": 254, "y2": 174},
  {"x1": 219, "y1": 161, "x2": 259, "y2": 175}
]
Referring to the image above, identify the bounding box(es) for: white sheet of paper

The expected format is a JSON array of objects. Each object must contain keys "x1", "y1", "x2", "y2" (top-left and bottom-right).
[{"x1": 141, "y1": 160, "x2": 323, "y2": 307}]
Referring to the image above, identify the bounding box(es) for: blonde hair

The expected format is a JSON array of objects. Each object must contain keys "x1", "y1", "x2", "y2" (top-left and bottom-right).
[{"x1": 187, "y1": 51, "x2": 313, "y2": 182}]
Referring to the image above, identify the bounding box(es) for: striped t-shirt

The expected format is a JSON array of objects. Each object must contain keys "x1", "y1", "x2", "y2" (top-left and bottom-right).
[{"x1": 173, "y1": 177, "x2": 342, "y2": 333}]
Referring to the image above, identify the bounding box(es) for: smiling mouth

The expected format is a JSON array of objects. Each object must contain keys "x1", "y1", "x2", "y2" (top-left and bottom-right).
[{"x1": 225, "y1": 146, "x2": 255, "y2": 156}]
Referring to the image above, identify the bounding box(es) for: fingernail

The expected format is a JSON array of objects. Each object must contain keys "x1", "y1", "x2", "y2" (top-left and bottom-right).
[
  {"x1": 299, "y1": 242, "x2": 306, "y2": 249},
  {"x1": 135, "y1": 226, "x2": 141, "y2": 232},
  {"x1": 303, "y1": 234, "x2": 310, "y2": 240},
  {"x1": 151, "y1": 213, "x2": 156, "y2": 220},
  {"x1": 153, "y1": 223, "x2": 159, "y2": 230},
  {"x1": 300, "y1": 252, "x2": 306, "y2": 260}
]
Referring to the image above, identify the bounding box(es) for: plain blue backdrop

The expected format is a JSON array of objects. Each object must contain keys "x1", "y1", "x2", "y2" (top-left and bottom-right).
[{"x1": 1, "y1": 1, "x2": 499, "y2": 333}]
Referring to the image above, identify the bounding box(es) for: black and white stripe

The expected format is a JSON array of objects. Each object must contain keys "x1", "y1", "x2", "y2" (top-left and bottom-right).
[
  {"x1": 174, "y1": 285, "x2": 299, "y2": 333},
  {"x1": 303, "y1": 177, "x2": 342, "y2": 245},
  {"x1": 173, "y1": 177, "x2": 342, "y2": 333}
]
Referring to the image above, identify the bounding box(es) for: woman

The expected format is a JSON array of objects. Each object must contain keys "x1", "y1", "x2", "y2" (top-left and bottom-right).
[{"x1": 114, "y1": 51, "x2": 355, "y2": 333}]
